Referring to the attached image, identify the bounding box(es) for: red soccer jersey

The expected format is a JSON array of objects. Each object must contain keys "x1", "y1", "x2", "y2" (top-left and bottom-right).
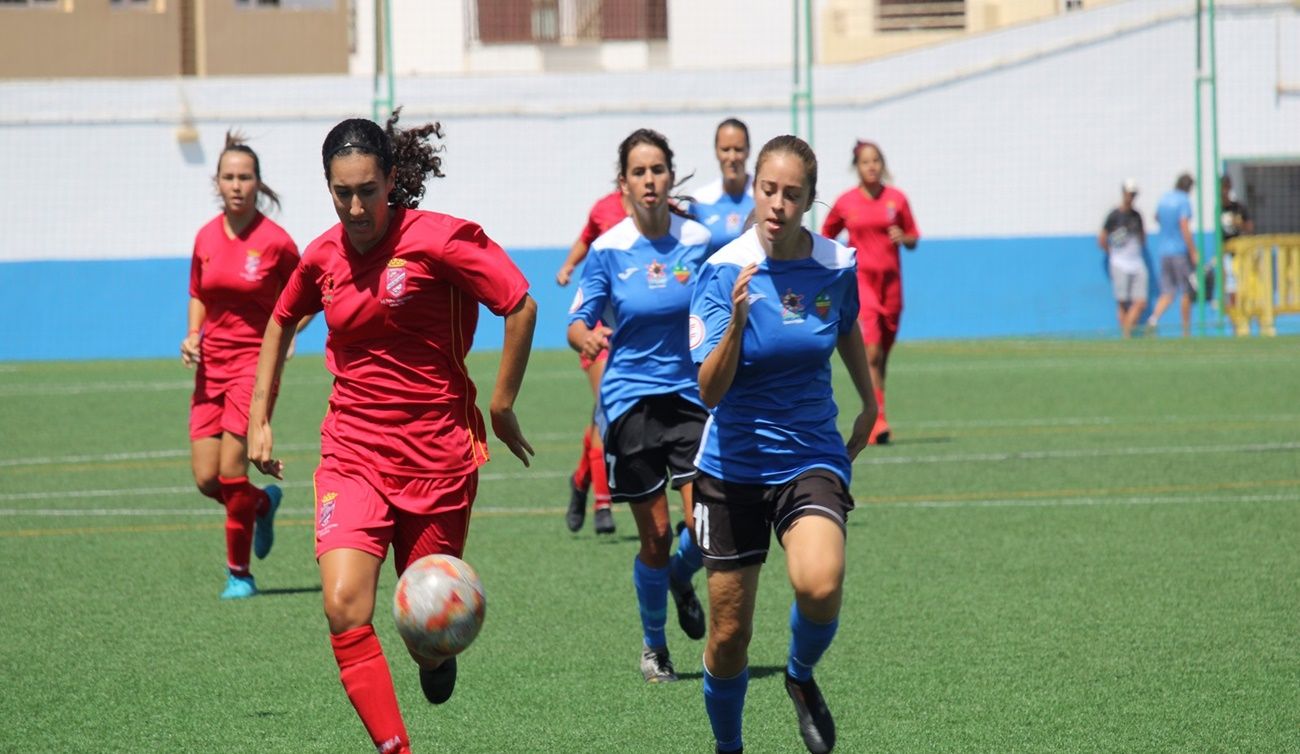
[
  {"x1": 189, "y1": 213, "x2": 299, "y2": 382},
  {"x1": 273, "y1": 208, "x2": 530, "y2": 477},
  {"x1": 578, "y1": 189, "x2": 628, "y2": 246},
  {"x1": 821, "y1": 185, "x2": 920, "y2": 272}
]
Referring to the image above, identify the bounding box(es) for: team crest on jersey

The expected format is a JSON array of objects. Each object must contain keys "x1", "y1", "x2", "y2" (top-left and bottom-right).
[
  {"x1": 646, "y1": 260, "x2": 668, "y2": 289},
  {"x1": 672, "y1": 263, "x2": 691, "y2": 284},
  {"x1": 382, "y1": 259, "x2": 412, "y2": 307},
  {"x1": 240, "y1": 249, "x2": 263, "y2": 282},
  {"x1": 726, "y1": 213, "x2": 742, "y2": 233},
  {"x1": 815, "y1": 292, "x2": 832, "y2": 317},
  {"x1": 781, "y1": 289, "x2": 806, "y2": 324},
  {"x1": 318, "y1": 492, "x2": 338, "y2": 535}
]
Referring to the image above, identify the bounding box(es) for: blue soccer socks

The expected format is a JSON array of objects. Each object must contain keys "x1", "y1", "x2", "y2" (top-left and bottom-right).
[
  {"x1": 669, "y1": 522, "x2": 703, "y2": 586},
  {"x1": 632, "y1": 556, "x2": 670, "y2": 650},
  {"x1": 787, "y1": 602, "x2": 839, "y2": 682},
  {"x1": 703, "y1": 662, "x2": 749, "y2": 752}
]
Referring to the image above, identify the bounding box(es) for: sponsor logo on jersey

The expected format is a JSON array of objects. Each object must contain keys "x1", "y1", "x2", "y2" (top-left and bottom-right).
[
  {"x1": 618, "y1": 266, "x2": 639, "y2": 281},
  {"x1": 704, "y1": 213, "x2": 721, "y2": 226},
  {"x1": 688, "y1": 314, "x2": 705, "y2": 350},
  {"x1": 672, "y1": 263, "x2": 691, "y2": 284},
  {"x1": 815, "y1": 292, "x2": 832, "y2": 317},
  {"x1": 646, "y1": 260, "x2": 668, "y2": 289},
  {"x1": 746, "y1": 291, "x2": 766, "y2": 305},
  {"x1": 382, "y1": 259, "x2": 412, "y2": 307},
  {"x1": 240, "y1": 249, "x2": 264, "y2": 282},
  {"x1": 781, "y1": 289, "x2": 806, "y2": 324}
]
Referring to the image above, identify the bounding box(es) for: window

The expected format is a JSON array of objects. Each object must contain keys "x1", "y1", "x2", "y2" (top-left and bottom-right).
[
  {"x1": 877, "y1": 0, "x2": 965, "y2": 33},
  {"x1": 471, "y1": 0, "x2": 666, "y2": 44},
  {"x1": 235, "y1": 0, "x2": 336, "y2": 8},
  {"x1": 0, "y1": 0, "x2": 62, "y2": 7}
]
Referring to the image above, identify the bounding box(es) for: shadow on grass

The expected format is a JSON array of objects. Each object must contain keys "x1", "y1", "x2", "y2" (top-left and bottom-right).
[
  {"x1": 877, "y1": 435, "x2": 953, "y2": 446},
  {"x1": 258, "y1": 586, "x2": 322, "y2": 596},
  {"x1": 675, "y1": 664, "x2": 787, "y2": 682}
]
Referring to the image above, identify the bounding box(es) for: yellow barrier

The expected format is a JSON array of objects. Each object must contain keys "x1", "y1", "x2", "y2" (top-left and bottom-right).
[{"x1": 1223, "y1": 235, "x2": 1300, "y2": 337}]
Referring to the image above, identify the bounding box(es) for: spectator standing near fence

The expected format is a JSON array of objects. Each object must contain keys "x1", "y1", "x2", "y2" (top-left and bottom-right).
[
  {"x1": 1097, "y1": 179, "x2": 1148, "y2": 338},
  {"x1": 1146, "y1": 173, "x2": 1199, "y2": 337}
]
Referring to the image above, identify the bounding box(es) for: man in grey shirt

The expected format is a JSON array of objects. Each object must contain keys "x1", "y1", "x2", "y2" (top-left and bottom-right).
[{"x1": 1098, "y1": 179, "x2": 1148, "y2": 338}]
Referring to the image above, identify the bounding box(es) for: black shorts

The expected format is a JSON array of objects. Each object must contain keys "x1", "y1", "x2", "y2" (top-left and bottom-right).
[
  {"x1": 692, "y1": 468, "x2": 855, "y2": 571},
  {"x1": 602, "y1": 394, "x2": 707, "y2": 503}
]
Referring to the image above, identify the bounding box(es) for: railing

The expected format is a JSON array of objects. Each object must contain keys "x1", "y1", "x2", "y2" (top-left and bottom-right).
[{"x1": 1224, "y1": 235, "x2": 1300, "y2": 336}]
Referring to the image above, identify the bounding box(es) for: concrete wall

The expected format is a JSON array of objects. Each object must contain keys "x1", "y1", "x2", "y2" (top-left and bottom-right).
[
  {"x1": 199, "y1": 0, "x2": 349, "y2": 76},
  {"x1": 0, "y1": 1, "x2": 181, "y2": 78},
  {"x1": 1, "y1": 1, "x2": 1297, "y2": 359}
]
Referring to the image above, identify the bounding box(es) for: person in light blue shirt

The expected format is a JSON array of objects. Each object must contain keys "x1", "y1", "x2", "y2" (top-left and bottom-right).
[
  {"x1": 567, "y1": 129, "x2": 711, "y2": 683},
  {"x1": 1147, "y1": 173, "x2": 1200, "y2": 336},
  {"x1": 690, "y1": 135, "x2": 876, "y2": 754},
  {"x1": 692, "y1": 118, "x2": 756, "y2": 254}
]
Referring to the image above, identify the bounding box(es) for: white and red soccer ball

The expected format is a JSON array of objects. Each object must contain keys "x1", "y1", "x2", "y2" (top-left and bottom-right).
[{"x1": 392, "y1": 554, "x2": 486, "y2": 661}]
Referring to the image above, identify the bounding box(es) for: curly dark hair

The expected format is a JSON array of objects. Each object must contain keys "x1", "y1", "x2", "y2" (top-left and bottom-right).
[
  {"x1": 321, "y1": 107, "x2": 444, "y2": 209},
  {"x1": 217, "y1": 129, "x2": 281, "y2": 211}
]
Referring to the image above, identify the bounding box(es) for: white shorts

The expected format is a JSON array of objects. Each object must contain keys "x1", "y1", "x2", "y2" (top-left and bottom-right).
[{"x1": 1110, "y1": 266, "x2": 1148, "y2": 304}]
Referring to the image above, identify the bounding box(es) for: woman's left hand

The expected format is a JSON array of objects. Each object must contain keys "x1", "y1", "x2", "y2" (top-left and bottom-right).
[
  {"x1": 490, "y1": 406, "x2": 535, "y2": 467},
  {"x1": 846, "y1": 409, "x2": 872, "y2": 461},
  {"x1": 887, "y1": 225, "x2": 905, "y2": 245}
]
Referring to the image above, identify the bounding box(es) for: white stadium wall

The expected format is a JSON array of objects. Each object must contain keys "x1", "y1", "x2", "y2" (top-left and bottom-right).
[{"x1": 0, "y1": 0, "x2": 1296, "y2": 358}]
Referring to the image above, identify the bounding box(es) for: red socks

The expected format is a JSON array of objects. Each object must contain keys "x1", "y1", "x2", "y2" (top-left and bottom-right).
[
  {"x1": 218, "y1": 476, "x2": 268, "y2": 575},
  {"x1": 573, "y1": 425, "x2": 592, "y2": 491},
  {"x1": 331, "y1": 626, "x2": 410, "y2": 754},
  {"x1": 588, "y1": 436, "x2": 611, "y2": 511},
  {"x1": 873, "y1": 387, "x2": 886, "y2": 418}
]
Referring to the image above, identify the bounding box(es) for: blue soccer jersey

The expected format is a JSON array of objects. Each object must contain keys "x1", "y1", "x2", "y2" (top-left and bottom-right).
[
  {"x1": 689, "y1": 228, "x2": 860, "y2": 485},
  {"x1": 569, "y1": 214, "x2": 713, "y2": 426},
  {"x1": 692, "y1": 176, "x2": 755, "y2": 254}
]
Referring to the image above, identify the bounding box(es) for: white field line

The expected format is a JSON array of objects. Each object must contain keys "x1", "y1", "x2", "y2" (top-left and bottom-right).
[
  {"x1": 4, "y1": 413, "x2": 1298, "y2": 470},
  {"x1": 854, "y1": 440, "x2": 1300, "y2": 466},
  {"x1": 2, "y1": 491, "x2": 1296, "y2": 520},
  {"x1": 879, "y1": 492, "x2": 1300, "y2": 510},
  {"x1": 0, "y1": 470, "x2": 570, "y2": 502}
]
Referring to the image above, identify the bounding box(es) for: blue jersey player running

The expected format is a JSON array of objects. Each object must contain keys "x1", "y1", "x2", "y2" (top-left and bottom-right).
[
  {"x1": 692, "y1": 118, "x2": 755, "y2": 255},
  {"x1": 690, "y1": 135, "x2": 876, "y2": 754},
  {"x1": 568, "y1": 129, "x2": 712, "y2": 682}
]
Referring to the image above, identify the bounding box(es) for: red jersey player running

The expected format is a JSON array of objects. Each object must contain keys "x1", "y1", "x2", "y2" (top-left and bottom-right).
[
  {"x1": 821, "y1": 140, "x2": 919, "y2": 445},
  {"x1": 248, "y1": 111, "x2": 537, "y2": 754},
  {"x1": 555, "y1": 186, "x2": 628, "y2": 535},
  {"x1": 181, "y1": 131, "x2": 304, "y2": 600}
]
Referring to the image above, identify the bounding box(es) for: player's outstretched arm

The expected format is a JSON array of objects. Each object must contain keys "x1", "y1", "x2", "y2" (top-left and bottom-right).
[
  {"x1": 556, "y1": 239, "x2": 590, "y2": 286},
  {"x1": 836, "y1": 322, "x2": 878, "y2": 461},
  {"x1": 491, "y1": 294, "x2": 537, "y2": 467},
  {"x1": 248, "y1": 317, "x2": 294, "y2": 480}
]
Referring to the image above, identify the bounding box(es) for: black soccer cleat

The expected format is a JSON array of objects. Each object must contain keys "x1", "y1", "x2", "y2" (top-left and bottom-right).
[
  {"x1": 593, "y1": 506, "x2": 616, "y2": 535},
  {"x1": 785, "y1": 672, "x2": 835, "y2": 753},
  {"x1": 565, "y1": 479, "x2": 588, "y2": 532},
  {"x1": 669, "y1": 577, "x2": 706, "y2": 640},
  {"x1": 419, "y1": 657, "x2": 457, "y2": 705}
]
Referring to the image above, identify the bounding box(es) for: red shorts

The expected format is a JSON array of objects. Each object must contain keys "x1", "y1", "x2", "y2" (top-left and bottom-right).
[
  {"x1": 189, "y1": 375, "x2": 264, "y2": 440},
  {"x1": 312, "y1": 455, "x2": 478, "y2": 575},
  {"x1": 579, "y1": 347, "x2": 609, "y2": 372},
  {"x1": 578, "y1": 319, "x2": 610, "y2": 371},
  {"x1": 857, "y1": 267, "x2": 902, "y2": 352}
]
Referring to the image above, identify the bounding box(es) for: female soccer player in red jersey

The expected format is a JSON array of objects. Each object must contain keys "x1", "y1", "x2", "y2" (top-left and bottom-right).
[
  {"x1": 555, "y1": 187, "x2": 629, "y2": 535},
  {"x1": 247, "y1": 111, "x2": 537, "y2": 754},
  {"x1": 181, "y1": 131, "x2": 302, "y2": 601},
  {"x1": 821, "y1": 140, "x2": 919, "y2": 445}
]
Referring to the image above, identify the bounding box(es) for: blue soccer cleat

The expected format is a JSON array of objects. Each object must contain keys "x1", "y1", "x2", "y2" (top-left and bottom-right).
[
  {"x1": 254, "y1": 484, "x2": 282, "y2": 560},
  {"x1": 220, "y1": 570, "x2": 258, "y2": 600}
]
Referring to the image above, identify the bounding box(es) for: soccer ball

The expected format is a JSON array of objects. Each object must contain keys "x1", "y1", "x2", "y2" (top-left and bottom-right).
[{"x1": 392, "y1": 554, "x2": 486, "y2": 661}]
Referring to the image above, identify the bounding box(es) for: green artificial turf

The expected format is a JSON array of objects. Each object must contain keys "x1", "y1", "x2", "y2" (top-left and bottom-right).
[{"x1": 1, "y1": 337, "x2": 1297, "y2": 752}]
